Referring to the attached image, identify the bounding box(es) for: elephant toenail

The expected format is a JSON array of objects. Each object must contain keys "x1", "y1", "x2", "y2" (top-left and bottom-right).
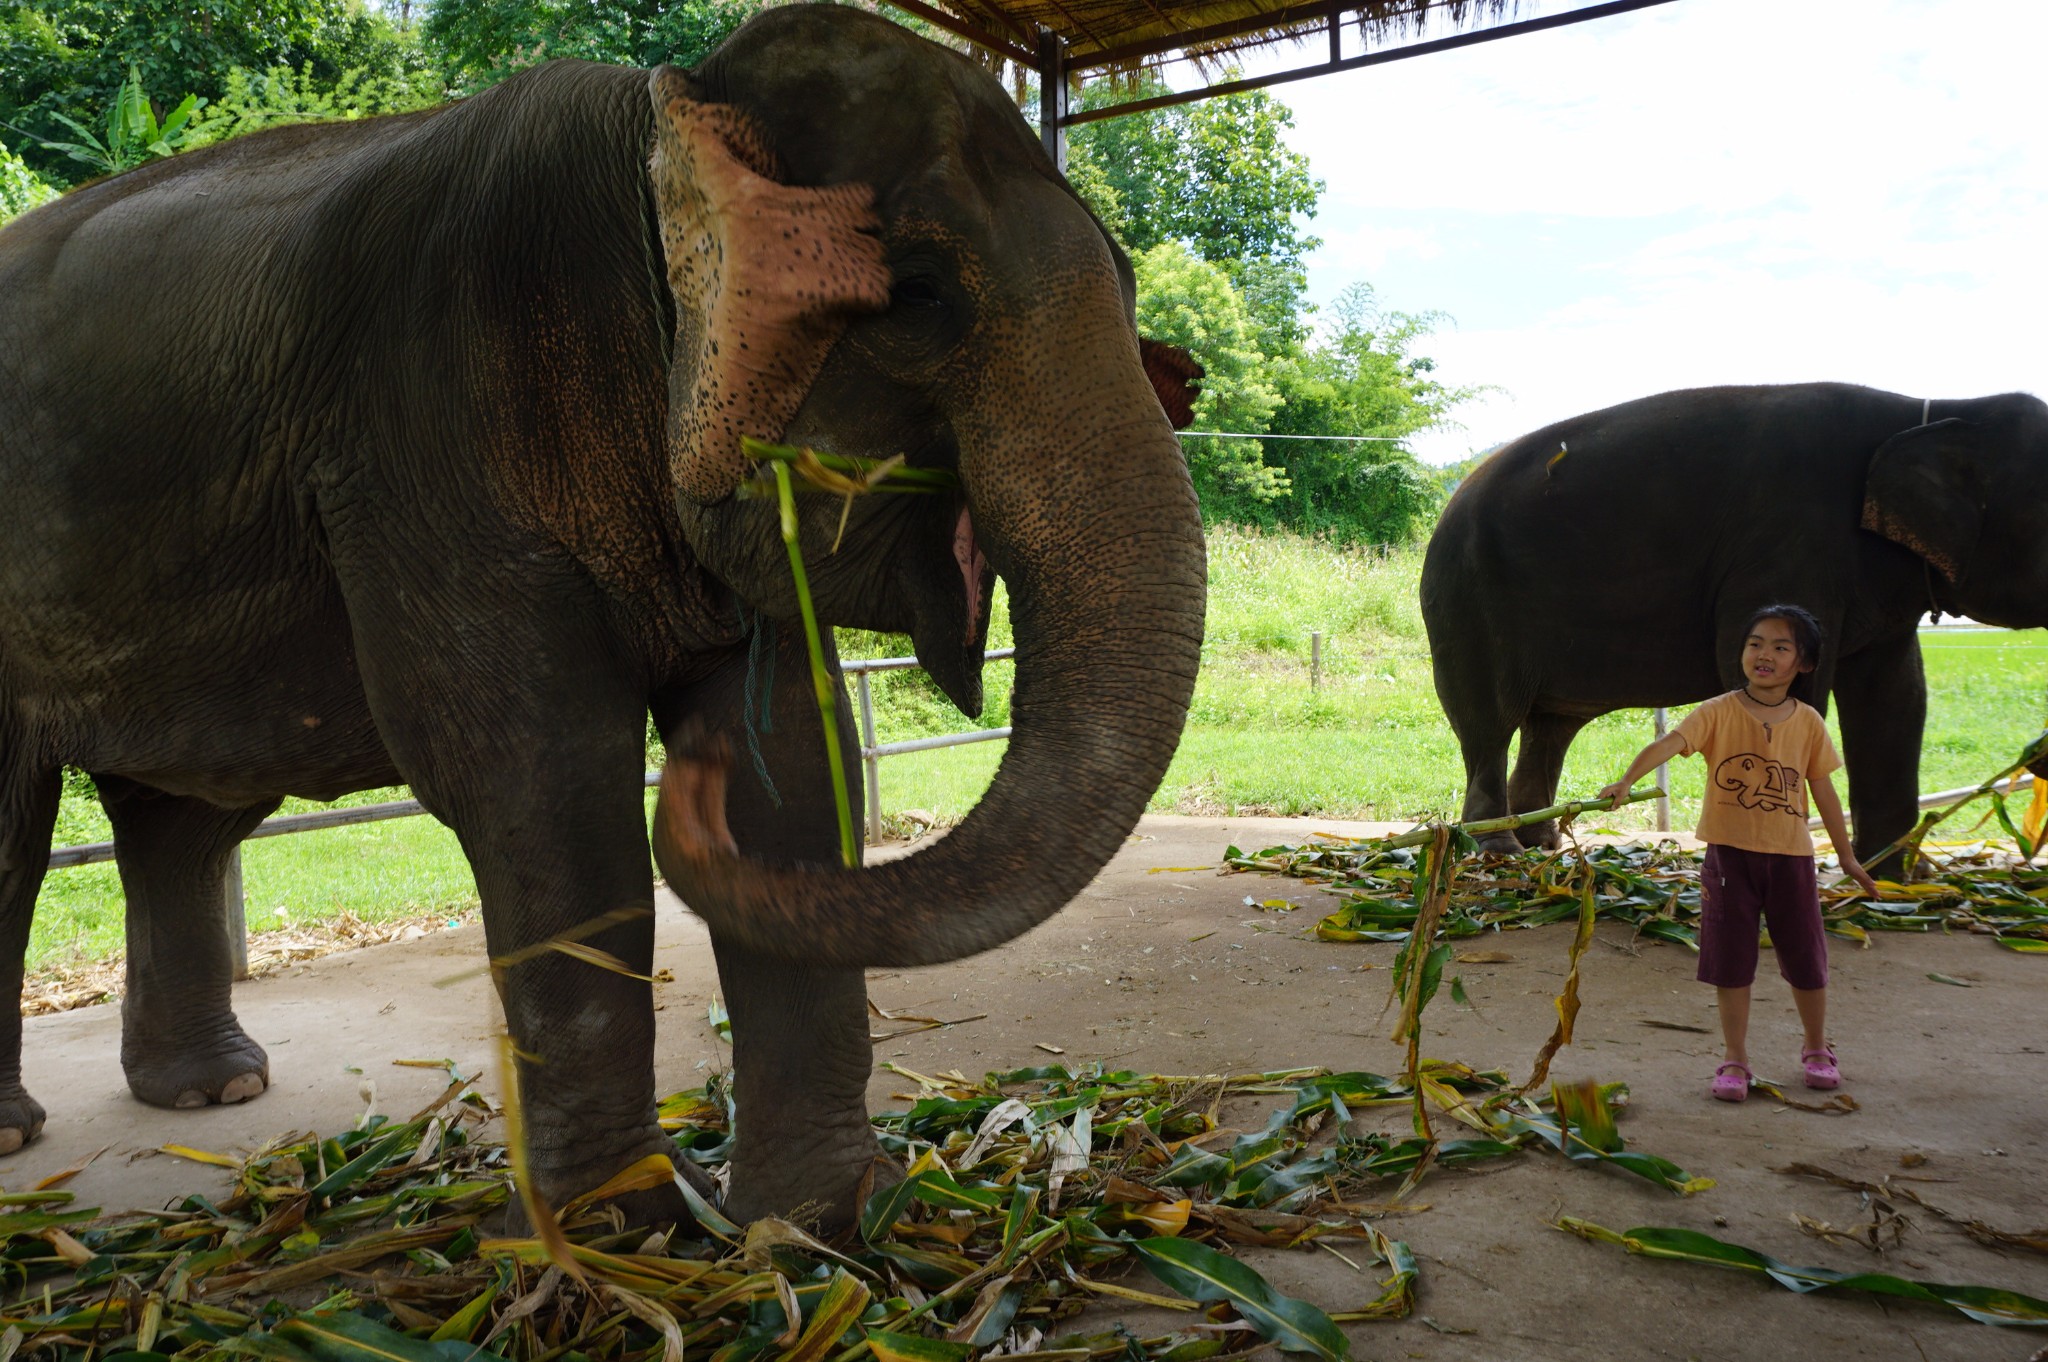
[
  {"x1": 221, "y1": 1074, "x2": 265, "y2": 1104},
  {"x1": 0, "y1": 1129, "x2": 21, "y2": 1155},
  {"x1": 175, "y1": 1090, "x2": 207, "y2": 1109}
]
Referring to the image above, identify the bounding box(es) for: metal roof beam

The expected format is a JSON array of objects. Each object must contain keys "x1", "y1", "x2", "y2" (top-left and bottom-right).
[{"x1": 1062, "y1": 0, "x2": 1681, "y2": 127}]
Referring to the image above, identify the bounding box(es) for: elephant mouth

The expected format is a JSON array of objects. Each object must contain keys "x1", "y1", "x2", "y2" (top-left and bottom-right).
[{"x1": 953, "y1": 506, "x2": 988, "y2": 644}]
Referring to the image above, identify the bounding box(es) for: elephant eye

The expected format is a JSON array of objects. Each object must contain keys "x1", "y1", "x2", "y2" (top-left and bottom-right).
[{"x1": 892, "y1": 276, "x2": 946, "y2": 309}]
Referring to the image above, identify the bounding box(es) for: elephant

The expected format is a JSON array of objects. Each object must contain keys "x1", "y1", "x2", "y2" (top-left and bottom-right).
[
  {"x1": 0, "y1": 4, "x2": 1207, "y2": 1229},
  {"x1": 1421, "y1": 382, "x2": 2048, "y2": 868}
]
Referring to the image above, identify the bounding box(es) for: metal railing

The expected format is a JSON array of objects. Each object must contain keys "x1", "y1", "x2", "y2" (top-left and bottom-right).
[
  {"x1": 844, "y1": 648, "x2": 1015, "y2": 842},
  {"x1": 43, "y1": 653, "x2": 1021, "y2": 977},
  {"x1": 39, "y1": 634, "x2": 2034, "y2": 978}
]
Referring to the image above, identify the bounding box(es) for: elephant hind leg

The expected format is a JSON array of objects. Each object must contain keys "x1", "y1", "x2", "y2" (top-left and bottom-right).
[
  {"x1": 1432, "y1": 645, "x2": 1529, "y2": 855},
  {"x1": 0, "y1": 754, "x2": 60, "y2": 1154},
  {"x1": 1509, "y1": 710, "x2": 1595, "y2": 849},
  {"x1": 99, "y1": 782, "x2": 277, "y2": 1109},
  {"x1": 1452, "y1": 719, "x2": 1520, "y2": 855}
]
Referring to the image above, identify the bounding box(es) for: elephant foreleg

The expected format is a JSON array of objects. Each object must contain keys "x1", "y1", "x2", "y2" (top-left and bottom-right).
[
  {"x1": 663, "y1": 622, "x2": 889, "y2": 1230},
  {"x1": 1832, "y1": 633, "x2": 1926, "y2": 878},
  {"x1": 0, "y1": 754, "x2": 58, "y2": 1151},
  {"x1": 1507, "y1": 710, "x2": 1594, "y2": 848},
  {"x1": 337, "y1": 543, "x2": 695, "y2": 1226},
  {"x1": 99, "y1": 783, "x2": 277, "y2": 1108}
]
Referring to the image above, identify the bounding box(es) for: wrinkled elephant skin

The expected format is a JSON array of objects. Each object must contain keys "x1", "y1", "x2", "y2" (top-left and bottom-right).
[
  {"x1": 1422, "y1": 382, "x2": 2048, "y2": 871},
  {"x1": 0, "y1": 5, "x2": 1206, "y2": 1230}
]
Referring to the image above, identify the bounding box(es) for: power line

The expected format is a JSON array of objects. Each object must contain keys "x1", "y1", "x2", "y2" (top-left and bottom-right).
[{"x1": 1175, "y1": 431, "x2": 1404, "y2": 442}]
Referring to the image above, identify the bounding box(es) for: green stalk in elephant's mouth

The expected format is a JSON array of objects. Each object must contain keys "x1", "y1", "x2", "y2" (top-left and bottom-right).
[{"x1": 739, "y1": 437, "x2": 964, "y2": 869}]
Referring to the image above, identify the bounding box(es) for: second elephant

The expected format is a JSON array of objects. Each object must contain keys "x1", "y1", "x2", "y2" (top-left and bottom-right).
[{"x1": 1422, "y1": 382, "x2": 2048, "y2": 866}]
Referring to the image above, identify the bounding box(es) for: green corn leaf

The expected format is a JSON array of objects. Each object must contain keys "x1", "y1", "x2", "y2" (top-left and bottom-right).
[
  {"x1": 1129, "y1": 1236, "x2": 1349, "y2": 1360},
  {"x1": 782, "y1": 1269, "x2": 871, "y2": 1362},
  {"x1": 860, "y1": 1172, "x2": 925, "y2": 1244},
  {"x1": 874, "y1": 1244, "x2": 978, "y2": 1290},
  {"x1": 272, "y1": 1312, "x2": 481, "y2": 1362},
  {"x1": 308, "y1": 1124, "x2": 418, "y2": 1201},
  {"x1": 905, "y1": 1169, "x2": 1004, "y2": 1213},
  {"x1": 428, "y1": 1285, "x2": 497, "y2": 1343},
  {"x1": 866, "y1": 1332, "x2": 972, "y2": 1362},
  {"x1": 998, "y1": 1185, "x2": 1040, "y2": 1268},
  {"x1": 1558, "y1": 1217, "x2": 2048, "y2": 1325},
  {"x1": 1991, "y1": 792, "x2": 2038, "y2": 860}
]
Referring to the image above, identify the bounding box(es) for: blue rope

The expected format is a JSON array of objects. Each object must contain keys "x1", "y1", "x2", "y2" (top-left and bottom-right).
[{"x1": 741, "y1": 612, "x2": 783, "y2": 808}]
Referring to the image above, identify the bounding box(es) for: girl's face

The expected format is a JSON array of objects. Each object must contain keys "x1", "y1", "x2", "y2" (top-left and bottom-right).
[{"x1": 1742, "y1": 617, "x2": 1810, "y2": 689}]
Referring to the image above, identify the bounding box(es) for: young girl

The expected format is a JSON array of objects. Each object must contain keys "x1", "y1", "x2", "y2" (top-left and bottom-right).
[{"x1": 1600, "y1": 605, "x2": 1880, "y2": 1102}]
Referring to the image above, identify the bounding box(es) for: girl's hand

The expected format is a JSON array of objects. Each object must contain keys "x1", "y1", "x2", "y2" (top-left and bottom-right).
[
  {"x1": 1842, "y1": 856, "x2": 1880, "y2": 898},
  {"x1": 1596, "y1": 780, "x2": 1631, "y2": 808}
]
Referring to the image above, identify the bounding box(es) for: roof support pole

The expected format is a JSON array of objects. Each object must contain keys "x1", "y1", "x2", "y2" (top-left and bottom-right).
[{"x1": 1037, "y1": 26, "x2": 1069, "y2": 173}]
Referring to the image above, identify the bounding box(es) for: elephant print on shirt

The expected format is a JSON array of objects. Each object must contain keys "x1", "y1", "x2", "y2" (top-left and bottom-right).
[{"x1": 1714, "y1": 753, "x2": 1806, "y2": 816}]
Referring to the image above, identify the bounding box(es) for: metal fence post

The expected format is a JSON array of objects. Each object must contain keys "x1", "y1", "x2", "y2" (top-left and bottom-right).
[
  {"x1": 857, "y1": 670, "x2": 881, "y2": 845},
  {"x1": 1652, "y1": 707, "x2": 1671, "y2": 833},
  {"x1": 1310, "y1": 631, "x2": 1322, "y2": 691},
  {"x1": 225, "y1": 845, "x2": 249, "y2": 981}
]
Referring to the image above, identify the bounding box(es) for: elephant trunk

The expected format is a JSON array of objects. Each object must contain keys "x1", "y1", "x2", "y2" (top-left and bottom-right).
[{"x1": 658, "y1": 307, "x2": 1206, "y2": 968}]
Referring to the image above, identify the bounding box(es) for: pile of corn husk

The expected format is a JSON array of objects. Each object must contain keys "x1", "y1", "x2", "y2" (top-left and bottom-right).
[
  {"x1": 0, "y1": 1053, "x2": 1716, "y2": 1362},
  {"x1": 1226, "y1": 836, "x2": 2048, "y2": 953},
  {"x1": 1227, "y1": 734, "x2": 2048, "y2": 955}
]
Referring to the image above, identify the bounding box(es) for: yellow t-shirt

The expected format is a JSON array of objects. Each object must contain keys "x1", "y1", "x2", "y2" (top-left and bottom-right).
[{"x1": 1674, "y1": 691, "x2": 1842, "y2": 856}]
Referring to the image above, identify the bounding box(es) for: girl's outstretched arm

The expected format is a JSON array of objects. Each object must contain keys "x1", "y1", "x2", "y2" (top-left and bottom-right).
[
  {"x1": 1812, "y1": 775, "x2": 1880, "y2": 896},
  {"x1": 1598, "y1": 732, "x2": 1688, "y2": 808}
]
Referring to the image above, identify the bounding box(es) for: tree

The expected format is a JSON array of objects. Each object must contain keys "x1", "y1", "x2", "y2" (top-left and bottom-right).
[
  {"x1": 1067, "y1": 74, "x2": 1322, "y2": 350},
  {"x1": 184, "y1": 59, "x2": 438, "y2": 147},
  {"x1": 1, "y1": 2, "x2": 434, "y2": 185},
  {"x1": 1263, "y1": 284, "x2": 1488, "y2": 545},
  {"x1": 422, "y1": 0, "x2": 761, "y2": 91},
  {"x1": 1131, "y1": 242, "x2": 1283, "y2": 512},
  {"x1": 0, "y1": 135, "x2": 56, "y2": 224}
]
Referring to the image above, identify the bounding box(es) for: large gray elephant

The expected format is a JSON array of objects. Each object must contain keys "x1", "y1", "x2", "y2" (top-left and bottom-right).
[
  {"x1": 1422, "y1": 383, "x2": 2048, "y2": 868},
  {"x1": 0, "y1": 6, "x2": 1206, "y2": 1227}
]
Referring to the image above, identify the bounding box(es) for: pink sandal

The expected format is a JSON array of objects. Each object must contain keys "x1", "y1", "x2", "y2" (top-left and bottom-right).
[
  {"x1": 1802, "y1": 1047, "x2": 1841, "y2": 1090},
  {"x1": 1711, "y1": 1062, "x2": 1751, "y2": 1103}
]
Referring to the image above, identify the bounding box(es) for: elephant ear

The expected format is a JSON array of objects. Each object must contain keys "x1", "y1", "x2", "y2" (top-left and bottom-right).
[
  {"x1": 648, "y1": 66, "x2": 892, "y2": 504},
  {"x1": 1860, "y1": 418, "x2": 1985, "y2": 583},
  {"x1": 1140, "y1": 338, "x2": 1203, "y2": 430}
]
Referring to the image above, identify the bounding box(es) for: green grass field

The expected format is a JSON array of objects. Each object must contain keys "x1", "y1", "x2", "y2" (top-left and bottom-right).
[{"x1": 30, "y1": 526, "x2": 2046, "y2": 970}]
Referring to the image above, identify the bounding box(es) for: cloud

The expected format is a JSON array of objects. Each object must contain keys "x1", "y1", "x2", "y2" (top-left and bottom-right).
[{"x1": 1227, "y1": 0, "x2": 2048, "y2": 461}]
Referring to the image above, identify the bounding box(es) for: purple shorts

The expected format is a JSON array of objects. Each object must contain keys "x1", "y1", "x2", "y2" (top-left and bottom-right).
[{"x1": 1698, "y1": 844, "x2": 1829, "y2": 991}]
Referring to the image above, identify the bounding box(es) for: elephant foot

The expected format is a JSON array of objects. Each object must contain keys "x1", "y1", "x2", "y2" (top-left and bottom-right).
[
  {"x1": 522, "y1": 1129, "x2": 715, "y2": 1234},
  {"x1": 1473, "y1": 831, "x2": 1525, "y2": 857},
  {"x1": 0, "y1": 1090, "x2": 46, "y2": 1155},
  {"x1": 1516, "y1": 819, "x2": 1561, "y2": 850},
  {"x1": 724, "y1": 1136, "x2": 897, "y2": 1233},
  {"x1": 122, "y1": 1028, "x2": 270, "y2": 1110}
]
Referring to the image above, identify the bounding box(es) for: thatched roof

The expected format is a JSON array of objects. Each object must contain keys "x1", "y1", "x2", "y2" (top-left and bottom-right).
[{"x1": 917, "y1": 0, "x2": 1515, "y2": 71}]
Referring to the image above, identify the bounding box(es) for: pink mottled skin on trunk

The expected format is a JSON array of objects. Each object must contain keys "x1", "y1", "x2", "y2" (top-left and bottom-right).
[{"x1": 953, "y1": 506, "x2": 986, "y2": 641}]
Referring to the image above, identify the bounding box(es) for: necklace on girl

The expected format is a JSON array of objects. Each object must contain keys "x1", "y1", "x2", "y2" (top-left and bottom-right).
[{"x1": 1743, "y1": 685, "x2": 1792, "y2": 738}]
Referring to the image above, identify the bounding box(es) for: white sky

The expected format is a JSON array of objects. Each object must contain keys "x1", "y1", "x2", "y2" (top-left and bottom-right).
[{"x1": 1170, "y1": 0, "x2": 2048, "y2": 462}]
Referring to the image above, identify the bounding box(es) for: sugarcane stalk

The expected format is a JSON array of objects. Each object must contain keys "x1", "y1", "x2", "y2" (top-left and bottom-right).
[
  {"x1": 772, "y1": 462, "x2": 858, "y2": 869},
  {"x1": 1366, "y1": 786, "x2": 1666, "y2": 852},
  {"x1": 744, "y1": 436, "x2": 959, "y2": 491},
  {"x1": 1861, "y1": 729, "x2": 2048, "y2": 873}
]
